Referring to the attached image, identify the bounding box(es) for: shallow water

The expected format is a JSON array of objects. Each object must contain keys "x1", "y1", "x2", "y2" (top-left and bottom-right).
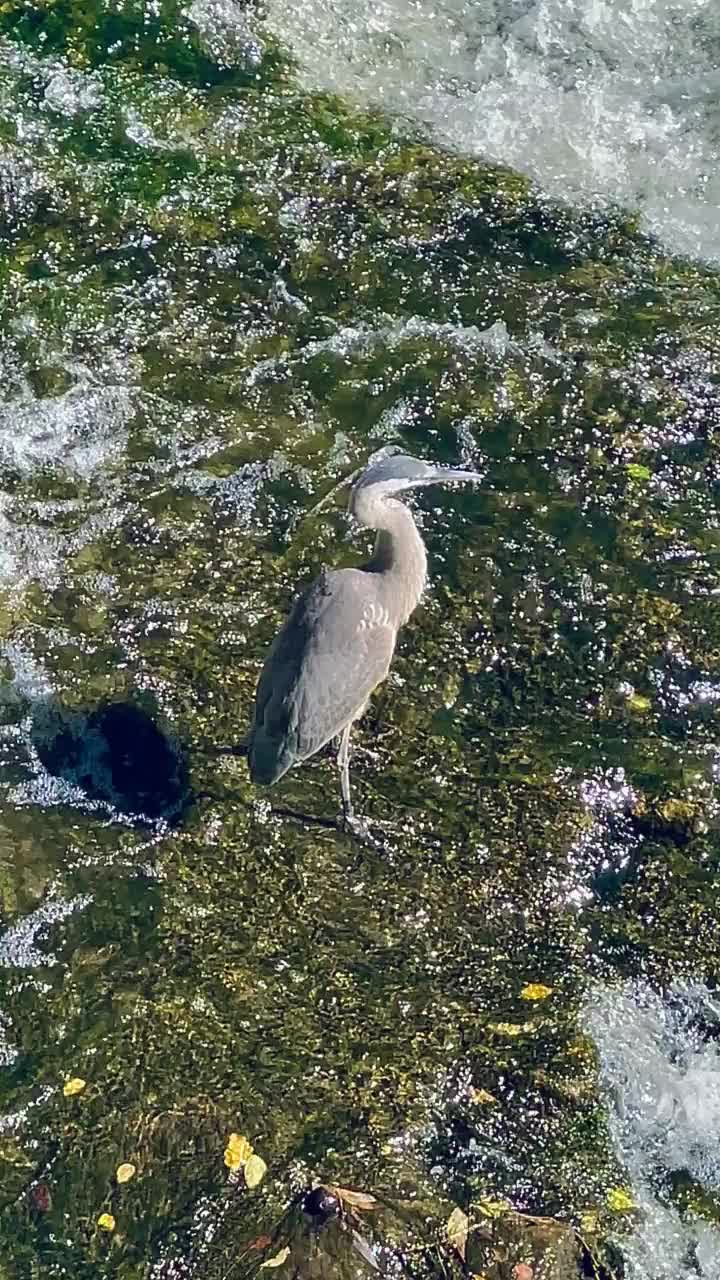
[{"x1": 0, "y1": 1, "x2": 719, "y2": 1277}]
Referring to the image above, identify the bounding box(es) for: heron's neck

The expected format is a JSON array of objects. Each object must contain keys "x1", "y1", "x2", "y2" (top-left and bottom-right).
[{"x1": 365, "y1": 498, "x2": 427, "y2": 626}]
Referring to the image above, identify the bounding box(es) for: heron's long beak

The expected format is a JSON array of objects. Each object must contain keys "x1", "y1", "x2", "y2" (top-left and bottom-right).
[{"x1": 410, "y1": 467, "x2": 481, "y2": 488}]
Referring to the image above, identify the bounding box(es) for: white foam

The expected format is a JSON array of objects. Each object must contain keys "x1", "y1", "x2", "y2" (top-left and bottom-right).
[
  {"x1": 0, "y1": 641, "x2": 54, "y2": 702},
  {"x1": 125, "y1": 110, "x2": 174, "y2": 149},
  {"x1": 585, "y1": 982, "x2": 720, "y2": 1278},
  {"x1": 44, "y1": 68, "x2": 103, "y2": 115},
  {"x1": 248, "y1": 317, "x2": 514, "y2": 385},
  {"x1": 0, "y1": 1010, "x2": 17, "y2": 1068},
  {"x1": 0, "y1": 147, "x2": 51, "y2": 232},
  {"x1": 263, "y1": 0, "x2": 720, "y2": 262},
  {"x1": 0, "y1": 384, "x2": 134, "y2": 478},
  {"x1": 0, "y1": 1082, "x2": 53, "y2": 1136},
  {"x1": 188, "y1": 0, "x2": 264, "y2": 68},
  {"x1": 0, "y1": 893, "x2": 92, "y2": 969}
]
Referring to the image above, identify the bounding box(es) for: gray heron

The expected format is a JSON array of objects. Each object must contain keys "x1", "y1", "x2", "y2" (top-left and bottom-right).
[{"x1": 246, "y1": 453, "x2": 478, "y2": 827}]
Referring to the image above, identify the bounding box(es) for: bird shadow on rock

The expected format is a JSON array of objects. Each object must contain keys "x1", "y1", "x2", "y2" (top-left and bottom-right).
[{"x1": 29, "y1": 697, "x2": 192, "y2": 826}]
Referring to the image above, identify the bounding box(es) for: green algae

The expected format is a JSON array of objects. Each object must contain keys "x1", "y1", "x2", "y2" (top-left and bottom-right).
[
  {"x1": 0, "y1": 8, "x2": 719, "y2": 1280},
  {"x1": 0, "y1": 0, "x2": 285, "y2": 85}
]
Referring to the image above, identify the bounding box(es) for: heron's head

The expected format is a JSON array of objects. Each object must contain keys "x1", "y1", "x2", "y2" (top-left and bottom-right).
[{"x1": 349, "y1": 453, "x2": 478, "y2": 516}]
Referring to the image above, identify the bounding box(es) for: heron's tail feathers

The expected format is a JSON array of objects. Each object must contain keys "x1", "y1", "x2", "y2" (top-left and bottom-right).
[{"x1": 247, "y1": 729, "x2": 294, "y2": 786}]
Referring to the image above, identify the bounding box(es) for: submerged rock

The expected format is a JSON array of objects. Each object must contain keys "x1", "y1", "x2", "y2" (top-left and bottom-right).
[
  {"x1": 188, "y1": 0, "x2": 264, "y2": 69},
  {"x1": 467, "y1": 1213, "x2": 579, "y2": 1280}
]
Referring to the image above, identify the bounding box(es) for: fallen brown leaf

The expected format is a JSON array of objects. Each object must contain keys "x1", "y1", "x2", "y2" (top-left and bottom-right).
[
  {"x1": 30, "y1": 1183, "x2": 52, "y2": 1213},
  {"x1": 329, "y1": 1186, "x2": 378, "y2": 1211}
]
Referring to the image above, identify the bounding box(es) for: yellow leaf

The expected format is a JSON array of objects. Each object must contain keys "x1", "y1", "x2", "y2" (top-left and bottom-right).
[
  {"x1": 261, "y1": 1246, "x2": 290, "y2": 1269},
  {"x1": 477, "y1": 1197, "x2": 509, "y2": 1219},
  {"x1": 446, "y1": 1207, "x2": 469, "y2": 1261},
  {"x1": 224, "y1": 1133, "x2": 253, "y2": 1170},
  {"x1": 488, "y1": 1021, "x2": 527, "y2": 1036},
  {"x1": 97, "y1": 1212, "x2": 116, "y2": 1232},
  {"x1": 244, "y1": 1154, "x2": 267, "y2": 1188},
  {"x1": 469, "y1": 1088, "x2": 497, "y2": 1105},
  {"x1": 520, "y1": 983, "x2": 553, "y2": 1001},
  {"x1": 63, "y1": 1077, "x2": 86, "y2": 1097},
  {"x1": 627, "y1": 694, "x2": 651, "y2": 714},
  {"x1": 116, "y1": 1163, "x2": 136, "y2": 1184},
  {"x1": 579, "y1": 1210, "x2": 601, "y2": 1235},
  {"x1": 607, "y1": 1187, "x2": 634, "y2": 1213},
  {"x1": 226, "y1": 1133, "x2": 253, "y2": 1161}
]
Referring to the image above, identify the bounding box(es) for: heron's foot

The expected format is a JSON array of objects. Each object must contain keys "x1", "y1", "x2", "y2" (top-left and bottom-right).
[
  {"x1": 352, "y1": 746, "x2": 386, "y2": 766},
  {"x1": 338, "y1": 810, "x2": 385, "y2": 849},
  {"x1": 205, "y1": 742, "x2": 248, "y2": 758},
  {"x1": 365, "y1": 815, "x2": 406, "y2": 838}
]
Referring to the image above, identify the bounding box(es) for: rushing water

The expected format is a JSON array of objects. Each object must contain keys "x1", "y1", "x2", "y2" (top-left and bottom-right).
[
  {"x1": 587, "y1": 982, "x2": 720, "y2": 1279},
  {"x1": 0, "y1": 0, "x2": 719, "y2": 1276},
  {"x1": 266, "y1": 0, "x2": 720, "y2": 263}
]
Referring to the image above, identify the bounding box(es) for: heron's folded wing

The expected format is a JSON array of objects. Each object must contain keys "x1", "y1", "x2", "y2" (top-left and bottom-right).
[{"x1": 256, "y1": 569, "x2": 396, "y2": 762}]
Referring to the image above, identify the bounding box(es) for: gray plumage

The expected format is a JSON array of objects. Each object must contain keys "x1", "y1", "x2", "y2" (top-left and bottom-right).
[{"x1": 246, "y1": 453, "x2": 477, "y2": 822}]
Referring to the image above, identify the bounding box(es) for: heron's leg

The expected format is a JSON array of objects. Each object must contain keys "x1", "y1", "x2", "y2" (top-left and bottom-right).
[{"x1": 336, "y1": 723, "x2": 353, "y2": 821}]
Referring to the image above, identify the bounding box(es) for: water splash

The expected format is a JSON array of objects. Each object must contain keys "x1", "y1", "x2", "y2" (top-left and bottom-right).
[
  {"x1": 0, "y1": 893, "x2": 92, "y2": 968},
  {"x1": 263, "y1": 0, "x2": 720, "y2": 262},
  {"x1": 44, "y1": 67, "x2": 103, "y2": 115},
  {"x1": 247, "y1": 318, "x2": 516, "y2": 386},
  {"x1": 585, "y1": 982, "x2": 720, "y2": 1279},
  {"x1": 188, "y1": 0, "x2": 264, "y2": 68},
  {"x1": 0, "y1": 384, "x2": 134, "y2": 478}
]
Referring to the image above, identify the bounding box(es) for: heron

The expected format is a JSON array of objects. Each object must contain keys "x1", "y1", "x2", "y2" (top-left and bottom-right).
[{"x1": 245, "y1": 453, "x2": 478, "y2": 829}]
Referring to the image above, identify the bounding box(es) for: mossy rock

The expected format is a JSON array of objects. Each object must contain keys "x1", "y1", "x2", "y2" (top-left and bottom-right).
[{"x1": 467, "y1": 1212, "x2": 580, "y2": 1280}]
